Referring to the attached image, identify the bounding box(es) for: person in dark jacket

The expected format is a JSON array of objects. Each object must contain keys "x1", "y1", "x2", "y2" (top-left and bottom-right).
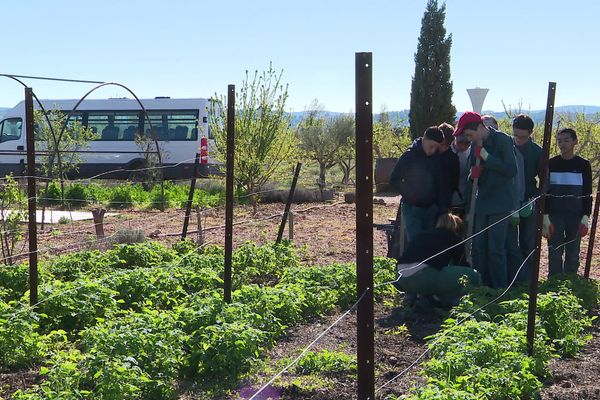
[
  {"x1": 512, "y1": 114, "x2": 542, "y2": 272},
  {"x1": 438, "y1": 123, "x2": 461, "y2": 212},
  {"x1": 394, "y1": 213, "x2": 480, "y2": 307},
  {"x1": 543, "y1": 128, "x2": 592, "y2": 276},
  {"x1": 389, "y1": 126, "x2": 444, "y2": 244},
  {"x1": 457, "y1": 112, "x2": 517, "y2": 289}
]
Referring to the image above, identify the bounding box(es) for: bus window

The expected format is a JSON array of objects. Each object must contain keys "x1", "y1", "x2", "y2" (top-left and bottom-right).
[
  {"x1": 144, "y1": 111, "x2": 198, "y2": 141},
  {"x1": 114, "y1": 112, "x2": 141, "y2": 140},
  {"x1": 0, "y1": 118, "x2": 23, "y2": 143}
]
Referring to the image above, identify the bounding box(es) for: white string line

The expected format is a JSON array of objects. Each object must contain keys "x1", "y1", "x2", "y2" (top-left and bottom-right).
[
  {"x1": 4, "y1": 238, "x2": 216, "y2": 326},
  {"x1": 374, "y1": 195, "x2": 542, "y2": 289},
  {"x1": 248, "y1": 289, "x2": 370, "y2": 400},
  {"x1": 375, "y1": 247, "x2": 537, "y2": 395}
]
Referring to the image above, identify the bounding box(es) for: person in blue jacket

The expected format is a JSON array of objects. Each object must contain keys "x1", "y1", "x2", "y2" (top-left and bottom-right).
[
  {"x1": 390, "y1": 126, "x2": 444, "y2": 244},
  {"x1": 456, "y1": 112, "x2": 517, "y2": 289}
]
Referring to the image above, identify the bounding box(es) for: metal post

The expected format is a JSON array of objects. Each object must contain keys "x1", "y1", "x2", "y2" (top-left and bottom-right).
[
  {"x1": 276, "y1": 162, "x2": 302, "y2": 244},
  {"x1": 224, "y1": 84, "x2": 235, "y2": 303},
  {"x1": 195, "y1": 205, "x2": 204, "y2": 246},
  {"x1": 25, "y1": 87, "x2": 38, "y2": 307},
  {"x1": 584, "y1": 180, "x2": 600, "y2": 278},
  {"x1": 355, "y1": 52, "x2": 374, "y2": 400},
  {"x1": 527, "y1": 82, "x2": 556, "y2": 355},
  {"x1": 288, "y1": 211, "x2": 294, "y2": 241},
  {"x1": 182, "y1": 153, "x2": 201, "y2": 239}
]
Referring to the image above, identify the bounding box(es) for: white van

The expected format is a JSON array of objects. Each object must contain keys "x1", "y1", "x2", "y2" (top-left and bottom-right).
[{"x1": 0, "y1": 97, "x2": 215, "y2": 179}]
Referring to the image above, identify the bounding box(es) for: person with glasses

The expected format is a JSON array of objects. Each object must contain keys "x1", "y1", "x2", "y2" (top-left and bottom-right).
[{"x1": 512, "y1": 114, "x2": 542, "y2": 275}]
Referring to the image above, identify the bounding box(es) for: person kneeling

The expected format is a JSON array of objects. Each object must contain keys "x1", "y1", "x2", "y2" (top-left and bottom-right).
[{"x1": 393, "y1": 213, "x2": 481, "y2": 307}]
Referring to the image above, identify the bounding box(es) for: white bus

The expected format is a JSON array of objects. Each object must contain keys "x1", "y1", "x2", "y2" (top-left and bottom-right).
[{"x1": 0, "y1": 97, "x2": 216, "y2": 179}]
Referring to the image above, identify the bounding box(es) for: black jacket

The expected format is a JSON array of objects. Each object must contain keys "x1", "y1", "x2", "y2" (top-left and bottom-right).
[
  {"x1": 439, "y1": 149, "x2": 460, "y2": 208},
  {"x1": 390, "y1": 138, "x2": 443, "y2": 208},
  {"x1": 398, "y1": 228, "x2": 467, "y2": 269}
]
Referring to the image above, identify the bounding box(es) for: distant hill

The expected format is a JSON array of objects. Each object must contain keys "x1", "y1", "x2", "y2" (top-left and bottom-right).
[
  {"x1": 288, "y1": 106, "x2": 599, "y2": 127},
  {"x1": 0, "y1": 107, "x2": 7, "y2": 119}
]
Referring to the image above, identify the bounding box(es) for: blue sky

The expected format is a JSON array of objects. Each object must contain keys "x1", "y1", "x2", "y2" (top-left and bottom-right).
[{"x1": 1, "y1": 0, "x2": 598, "y2": 113}]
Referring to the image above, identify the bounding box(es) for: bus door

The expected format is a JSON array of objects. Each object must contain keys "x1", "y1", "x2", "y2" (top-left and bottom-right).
[{"x1": 0, "y1": 117, "x2": 25, "y2": 177}]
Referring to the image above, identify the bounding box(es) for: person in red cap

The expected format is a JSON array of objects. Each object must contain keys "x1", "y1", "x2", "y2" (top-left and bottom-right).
[{"x1": 454, "y1": 111, "x2": 517, "y2": 288}]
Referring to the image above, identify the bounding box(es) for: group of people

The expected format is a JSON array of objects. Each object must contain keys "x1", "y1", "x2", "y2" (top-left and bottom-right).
[{"x1": 389, "y1": 111, "x2": 593, "y2": 305}]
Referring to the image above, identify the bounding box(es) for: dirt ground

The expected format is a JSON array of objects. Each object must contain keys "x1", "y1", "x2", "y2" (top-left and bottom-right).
[{"x1": 3, "y1": 196, "x2": 600, "y2": 399}]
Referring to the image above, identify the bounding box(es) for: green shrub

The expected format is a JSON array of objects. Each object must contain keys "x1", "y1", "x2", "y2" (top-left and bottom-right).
[
  {"x1": 292, "y1": 350, "x2": 356, "y2": 375},
  {"x1": 80, "y1": 311, "x2": 185, "y2": 399},
  {"x1": 0, "y1": 300, "x2": 48, "y2": 370},
  {"x1": 64, "y1": 183, "x2": 89, "y2": 207},
  {"x1": 43, "y1": 250, "x2": 117, "y2": 281},
  {"x1": 0, "y1": 263, "x2": 30, "y2": 302},
  {"x1": 37, "y1": 280, "x2": 119, "y2": 335},
  {"x1": 109, "y1": 241, "x2": 177, "y2": 269}
]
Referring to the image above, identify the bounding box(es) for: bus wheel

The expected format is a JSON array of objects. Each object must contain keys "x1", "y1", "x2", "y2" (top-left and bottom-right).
[{"x1": 128, "y1": 163, "x2": 149, "y2": 187}]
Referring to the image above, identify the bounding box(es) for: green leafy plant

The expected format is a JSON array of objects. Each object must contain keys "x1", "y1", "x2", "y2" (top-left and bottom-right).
[{"x1": 292, "y1": 350, "x2": 356, "y2": 375}]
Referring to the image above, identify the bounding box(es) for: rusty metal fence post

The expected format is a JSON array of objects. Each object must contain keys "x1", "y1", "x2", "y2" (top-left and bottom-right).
[
  {"x1": 355, "y1": 52, "x2": 374, "y2": 400},
  {"x1": 584, "y1": 180, "x2": 600, "y2": 278},
  {"x1": 526, "y1": 81, "x2": 556, "y2": 355},
  {"x1": 25, "y1": 87, "x2": 38, "y2": 307},
  {"x1": 224, "y1": 84, "x2": 235, "y2": 303}
]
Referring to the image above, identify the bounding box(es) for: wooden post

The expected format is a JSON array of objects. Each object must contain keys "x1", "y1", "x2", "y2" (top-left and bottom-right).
[
  {"x1": 25, "y1": 87, "x2": 38, "y2": 307},
  {"x1": 288, "y1": 211, "x2": 294, "y2": 241},
  {"x1": 527, "y1": 82, "x2": 556, "y2": 355},
  {"x1": 276, "y1": 162, "x2": 302, "y2": 244},
  {"x1": 355, "y1": 52, "x2": 374, "y2": 400},
  {"x1": 92, "y1": 208, "x2": 106, "y2": 239},
  {"x1": 182, "y1": 153, "x2": 201, "y2": 239},
  {"x1": 584, "y1": 180, "x2": 600, "y2": 278}
]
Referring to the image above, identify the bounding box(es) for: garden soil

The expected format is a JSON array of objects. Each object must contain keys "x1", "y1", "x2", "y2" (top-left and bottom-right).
[{"x1": 3, "y1": 198, "x2": 600, "y2": 399}]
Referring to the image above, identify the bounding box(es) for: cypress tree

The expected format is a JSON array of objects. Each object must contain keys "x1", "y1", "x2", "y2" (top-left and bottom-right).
[{"x1": 409, "y1": 0, "x2": 456, "y2": 139}]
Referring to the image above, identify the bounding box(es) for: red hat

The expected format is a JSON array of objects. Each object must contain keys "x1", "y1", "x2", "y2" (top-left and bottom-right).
[{"x1": 453, "y1": 111, "x2": 483, "y2": 137}]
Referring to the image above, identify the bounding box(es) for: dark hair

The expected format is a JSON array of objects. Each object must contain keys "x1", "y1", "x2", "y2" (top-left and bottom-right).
[
  {"x1": 423, "y1": 126, "x2": 444, "y2": 143},
  {"x1": 462, "y1": 121, "x2": 481, "y2": 132},
  {"x1": 438, "y1": 122, "x2": 454, "y2": 145},
  {"x1": 557, "y1": 127, "x2": 577, "y2": 141},
  {"x1": 512, "y1": 114, "x2": 534, "y2": 132}
]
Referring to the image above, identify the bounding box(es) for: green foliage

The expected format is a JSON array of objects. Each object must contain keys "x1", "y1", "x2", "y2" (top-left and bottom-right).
[
  {"x1": 108, "y1": 184, "x2": 136, "y2": 209},
  {"x1": 63, "y1": 182, "x2": 89, "y2": 207},
  {"x1": 297, "y1": 104, "x2": 354, "y2": 187},
  {"x1": 232, "y1": 241, "x2": 300, "y2": 287},
  {"x1": 80, "y1": 311, "x2": 185, "y2": 399},
  {"x1": 36, "y1": 280, "x2": 119, "y2": 334},
  {"x1": 0, "y1": 263, "x2": 30, "y2": 302},
  {"x1": 409, "y1": 0, "x2": 456, "y2": 140},
  {"x1": 0, "y1": 301, "x2": 48, "y2": 370},
  {"x1": 373, "y1": 114, "x2": 412, "y2": 159},
  {"x1": 210, "y1": 63, "x2": 298, "y2": 200},
  {"x1": 109, "y1": 241, "x2": 177, "y2": 269},
  {"x1": 12, "y1": 348, "x2": 91, "y2": 400},
  {"x1": 0, "y1": 175, "x2": 26, "y2": 265},
  {"x1": 42, "y1": 250, "x2": 118, "y2": 281},
  {"x1": 292, "y1": 350, "x2": 356, "y2": 375}
]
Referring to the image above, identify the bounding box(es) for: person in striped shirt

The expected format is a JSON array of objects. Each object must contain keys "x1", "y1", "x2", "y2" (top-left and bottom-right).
[{"x1": 543, "y1": 128, "x2": 592, "y2": 276}]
